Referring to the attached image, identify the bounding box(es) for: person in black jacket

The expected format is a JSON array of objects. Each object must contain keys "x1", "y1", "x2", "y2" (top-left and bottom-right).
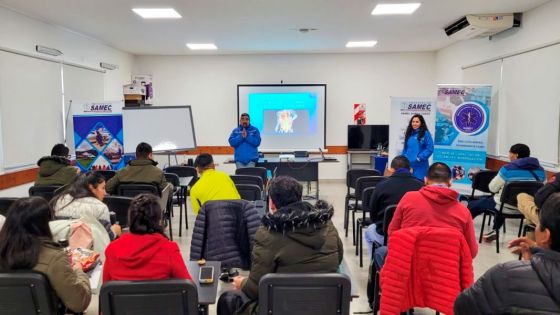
[
  {"x1": 454, "y1": 192, "x2": 560, "y2": 315},
  {"x1": 363, "y1": 155, "x2": 423, "y2": 256}
]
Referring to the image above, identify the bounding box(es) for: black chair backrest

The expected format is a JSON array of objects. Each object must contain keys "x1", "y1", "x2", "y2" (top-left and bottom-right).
[
  {"x1": 346, "y1": 169, "x2": 381, "y2": 191},
  {"x1": 500, "y1": 181, "x2": 544, "y2": 209},
  {"x1": 164, "y1": 166, "x2": 198, "y2": 187},
  {"x1": 0, "y1": 197, "x2": 18, "y2": 217},
  {"x1": 382, "y1": 205, "x2": 398, "y2": 246},
  {"x1": 258, "y1": 273, "x2": 351, "y2": 315},
  {"x1": 116, "y1": 184, "x2": 160, "y2": 198},
  {"x1": 28, "y1": 185, "x2": 63, "y2": 201},
  {"x1": 230, "y1": 175, "x2": 264, "y2": 191},
  {"x1": 164, "y1": 173, "x2": 181, "y2": 188},
  {"x1": 103, "y1": 196, "x2": 134, "y2": 227},
  {"x1": 97, "y1": 170, "x2": 117, "y2": 181},
  {"x1": 235, "y1": 167, "x2": 268, "y2": 186},
  {"x1": 362, "y1": 187, "x2": 376, "y2": 214},
  {"x1": 99, "y1": 279, "x2": 198, "y2": 315},
  {"x1": 0, "y1": 272, "x2": 58, "y2": 315},
  {"x1": 235, "y1": 184, "x2": 262, "y2": 202},
  {"x1": 355, "y1": 176, "x2": 385, "y2": 202},
  {"x1": 470, "y1": 170, "x2": 498, "y2": 196}
]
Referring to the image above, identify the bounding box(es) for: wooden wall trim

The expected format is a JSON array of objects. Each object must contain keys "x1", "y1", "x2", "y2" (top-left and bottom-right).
[{"x1": 0, "y1": 167, "x2": 38, "y2": 190}]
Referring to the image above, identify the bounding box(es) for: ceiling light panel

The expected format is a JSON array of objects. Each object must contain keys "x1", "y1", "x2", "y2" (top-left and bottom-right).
[
  {"x1": 346, "y1": 41, "x2": 377, "y2": 48},
  {"x1": 186, "y1": 43, "x2": 218, "y2": 50},
  {"x1": 132, "y1": 8, "x2": 182, "y2": 19},
  {"x1": 371, "y1": 3, "x2": 421, "y2": 15}
]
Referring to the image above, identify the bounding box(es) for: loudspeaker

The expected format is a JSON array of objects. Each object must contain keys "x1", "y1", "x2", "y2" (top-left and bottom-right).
[{"x1": 294, "y1": 151, "x2": 309, "y2": 158}]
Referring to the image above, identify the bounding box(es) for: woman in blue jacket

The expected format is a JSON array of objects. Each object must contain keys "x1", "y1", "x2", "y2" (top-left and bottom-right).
[{"x1": 402, "y1": 114, "x2": 434, "y2": 180}]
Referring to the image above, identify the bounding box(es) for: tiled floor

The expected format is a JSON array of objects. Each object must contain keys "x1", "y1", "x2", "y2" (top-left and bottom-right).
[{"x1": 80, "y1": 179, "x2": 523, "y2": 314}]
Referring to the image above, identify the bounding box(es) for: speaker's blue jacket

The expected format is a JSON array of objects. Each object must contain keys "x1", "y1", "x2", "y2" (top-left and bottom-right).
[{"x1": 228, "y1": 124, "x2": 261, "y2": 164}]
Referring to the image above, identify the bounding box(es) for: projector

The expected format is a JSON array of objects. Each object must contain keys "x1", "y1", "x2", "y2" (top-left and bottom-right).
[{"x1": 278, "y1": 153, "x2": 295, "y2": 161}]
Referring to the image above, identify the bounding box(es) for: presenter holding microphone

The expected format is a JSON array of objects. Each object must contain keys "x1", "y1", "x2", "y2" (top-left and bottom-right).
[
  {"x1": 229, "y1": 113, "x2": 261, "y2": 169},
  {"x1": 402, "y1": 114, "x2": 434, "y2": 180}
]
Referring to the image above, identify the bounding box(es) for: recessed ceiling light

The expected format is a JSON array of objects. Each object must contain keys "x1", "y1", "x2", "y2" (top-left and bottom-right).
[
  {"x1": 186, "y1": 43, "x2": 218, "y2": 50},
  {"x1": 346, "y1": 41, "x2": 377, "y2": 48},
  {"x1": 371, "y1": 3, "x2": 421, "y2": 15},
  {"x1": 132, "y1": 8, "x2": 182, "y2": 19}
]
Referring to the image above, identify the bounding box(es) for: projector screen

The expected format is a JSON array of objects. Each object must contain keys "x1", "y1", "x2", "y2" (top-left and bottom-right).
[
  {"x1": 122, "y1": 106, "x2": 196, "y2": 153},
  {"x1": 237, "y1": 84, "x2": 326, "y2": 151}
]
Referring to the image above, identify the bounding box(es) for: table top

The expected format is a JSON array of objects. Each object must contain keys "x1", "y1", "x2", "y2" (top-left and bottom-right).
[
  {"x1": 186, "y1": 260, "x2": 222, "y2": 305},
  {"x1": 258, "y1": 157, "x2": 338, "y2": 163}
]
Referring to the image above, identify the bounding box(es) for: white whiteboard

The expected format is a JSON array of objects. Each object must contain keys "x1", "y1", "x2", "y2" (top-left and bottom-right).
[
  {"x1": 0, "y1": 51, "x2": 62, "y2": 169},
  {"x1": 122, "y1": 106, "x2": 197, "y2": 153},
  {"x1": 462, "y1": 43, "x2": 560, "y2": 166}
]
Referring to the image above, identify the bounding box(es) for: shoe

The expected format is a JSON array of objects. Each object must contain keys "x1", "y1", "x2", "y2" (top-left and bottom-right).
[{"x1": 483, "y1": 230, "x2": 497, "y2": 243}]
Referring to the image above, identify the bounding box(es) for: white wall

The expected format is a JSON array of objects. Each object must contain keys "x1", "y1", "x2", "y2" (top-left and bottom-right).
[
  {"x1": 435, "y1": 0, "x2": 560, "y2": 168},
  {"x1": 435, "y1": 0, "x2": 560, "y2": 84},
  {"x1": 134, "y1": 52, "x2": 436, "y2": 178},
  {"x1": 0, "y1": 6, "x2": 133, "y2": 101}
]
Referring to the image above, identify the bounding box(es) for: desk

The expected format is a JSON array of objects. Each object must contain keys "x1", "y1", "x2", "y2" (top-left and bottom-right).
[
  {"x1": 257, "y1": 157, "x2": 338, "y2": 199},
  {"x1": 187, "y1": 261, "x2": 221, "y2": 314}
]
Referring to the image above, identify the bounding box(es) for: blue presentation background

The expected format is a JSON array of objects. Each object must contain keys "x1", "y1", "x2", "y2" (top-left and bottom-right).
[
  {"x1": 248, "y1": 92, "x2": 318, "y2": 134},
  {"x1": 73, "y1": 115, "x2": 124, "y2": 171}
]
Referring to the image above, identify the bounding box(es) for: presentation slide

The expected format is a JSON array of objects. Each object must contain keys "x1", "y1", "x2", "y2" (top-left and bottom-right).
[{"x1": 238, "y1": 85, "x2": 326, "y2": 151}]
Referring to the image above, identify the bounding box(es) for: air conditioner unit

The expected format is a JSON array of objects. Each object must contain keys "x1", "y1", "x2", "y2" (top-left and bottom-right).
[{"x1": 445, "y1": 13, "x2": 521, "y2": 40}]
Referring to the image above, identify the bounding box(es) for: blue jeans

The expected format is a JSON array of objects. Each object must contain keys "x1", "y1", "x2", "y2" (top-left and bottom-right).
[
  {"x1": 468, "y1": 196, "x2": 504, "y2": 230},
  {"x1": 235, "y1": 161, "x2": 256, "y2": 169},
  {"x1": 373, "y1": 246, "x2": 388, "y2": 270},
  {"x1": 364, "y1": 224, "x2": 385, "y2": 259}
]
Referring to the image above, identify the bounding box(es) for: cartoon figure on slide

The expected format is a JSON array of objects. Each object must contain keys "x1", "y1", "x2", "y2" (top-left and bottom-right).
[{"x1": 275, "y1": 110, "x2": 298, "y2": 134}]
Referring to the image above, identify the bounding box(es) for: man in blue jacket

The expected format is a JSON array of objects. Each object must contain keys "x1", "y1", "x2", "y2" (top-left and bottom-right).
[{"x1": 229, "y1": 113, "x2": 261, "y2": 168}]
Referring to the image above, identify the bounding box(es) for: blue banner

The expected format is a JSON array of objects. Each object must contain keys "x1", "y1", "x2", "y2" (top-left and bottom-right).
[
  {"x1": 73, "y1": 101, "x2": 125, "y2": 172},
  {"x1": 433, "y1": 85, "x2": 492, "y2": 185}
]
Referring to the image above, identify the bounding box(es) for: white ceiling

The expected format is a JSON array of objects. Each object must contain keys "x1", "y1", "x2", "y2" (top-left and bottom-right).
[{"x1": 0, "y1": 0, "x2": 550, "y2": 55}]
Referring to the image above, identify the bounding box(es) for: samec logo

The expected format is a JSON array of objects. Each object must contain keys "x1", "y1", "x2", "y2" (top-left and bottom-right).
[{"x1": 83, "y1": 103, "x2": 112, "y2": 113}]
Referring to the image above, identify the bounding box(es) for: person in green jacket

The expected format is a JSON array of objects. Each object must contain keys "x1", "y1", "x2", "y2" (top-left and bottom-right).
[
  {"x1": 0, "y1": 197, "x2": 91, "y2": 313},
  {"x1": 106, "y1": 142, "x2": 169, "y2": 194},
  {"x1": 35, "y1": 143, "x2": 79, "y2": 186},
  {"x1": 217, "y1": 176, "x2": 344, "y2": 315}
]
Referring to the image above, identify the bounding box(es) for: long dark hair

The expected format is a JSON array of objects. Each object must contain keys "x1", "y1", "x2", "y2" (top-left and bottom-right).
[
  {"x1": 128, "y1": 194, "x2": 165, "y2": 236},
  {"x1": 404, "y1": 114, "x2": 428, "y2": 146},
  {"x1": 51, "y1": 172, "x2": 105, "y2": 209},
  {"x1": 0, "y1": 197, "x2": 54, "y2": 269}
]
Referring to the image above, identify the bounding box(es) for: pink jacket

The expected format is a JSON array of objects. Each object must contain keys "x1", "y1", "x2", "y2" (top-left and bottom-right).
[{"x1": 380, "y1": 227, "x2": 474, "y2": 315}]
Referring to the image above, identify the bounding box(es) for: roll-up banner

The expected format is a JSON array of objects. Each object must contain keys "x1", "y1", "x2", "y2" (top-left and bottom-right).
[
  {"x1": 73, "y1": 101, "x2": 125, "y2": 171},
  {"x1": 433, "y1": 85, "x2": 492, "y2": 185},
  {"x1": 389, "y1": 97, "x2": 436, "y2": 163}
]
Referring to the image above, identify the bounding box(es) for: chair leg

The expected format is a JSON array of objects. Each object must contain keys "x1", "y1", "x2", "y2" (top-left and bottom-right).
[
  {"x1": 179, "y1": 198, "x2": 183, "y2": 237},
  {"x1": 517, "y1": 218, "x2": 524, "y2": 237},
  {"x1": 479, "y1": 212, "x2": 487, "y2": 243},
  {"x1": 359, "y1": 224, "x2": 364, "y2": 267},
  {"x1": 184, "y1": 188, "x2": 189, "y2": 230},
  {"x1": 352, "y1": 210, "x2": 357, "y2": 245},
  {"x1": 168, "y1": 210, "x2": 174, "y2": 241},
  {"x1": 495, "y1": 227, "x2": 500, "y2": 254},
  {"x1": 373, "y1": 270, "x2": 380, "y2": 314},
  {"x1": 503, "y1": 222, "x2": 506, "y2": 233},
  {"x1": 344, "y1": 197, "x2": 350, "y2": 237}
]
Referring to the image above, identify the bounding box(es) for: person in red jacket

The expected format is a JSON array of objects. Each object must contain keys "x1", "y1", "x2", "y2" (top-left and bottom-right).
[
  {"x1": 103, "y1": 194, "x2": 191, "y2": 281},
  {"x1": 389, "y1": 162, "x2": 478, "y2": 258}
]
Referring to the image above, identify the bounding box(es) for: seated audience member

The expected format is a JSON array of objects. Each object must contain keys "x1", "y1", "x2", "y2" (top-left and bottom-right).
[
  {"x1": 106, "y1": 142, "x2": 170, "y2": 194},
  {"x1": 375, "y1": 162, "x2": 478, "y2": 268},
  {"x1": 364, "y1": 155, "x2": 423, "y2": 255},
  {"x1": 51, "y1": 172, "x2": 121, "y2": 239},
  {"x1": 454, "y1": 193, "x2": 560, "y2": 314},
  {"x1": 103, "y1": 194, "x2": 191, "y2": 281},
  {"x1": 517, "y1": 172, "x2": 560, "y2": 232},
  {"x1": 217, "y1": 176, "x2": 343, "y2": 315},
  {"x1": 468, "y1": 143, "x2": 545, "y2": 242},
  {"x1": 0, "y1": 197, "x2": 91, "y2": 313},
  {"x1": 35, "y1": 143, "x2": 78, "y2": 186},
  {"x1": 190, "y1": 153, "x2": 240, "y2": 215}
]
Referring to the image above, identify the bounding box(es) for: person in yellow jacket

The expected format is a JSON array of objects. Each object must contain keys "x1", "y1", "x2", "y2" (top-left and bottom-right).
[{"x1": 190, "y1": 153, "x2": 240, "y2": 215}]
